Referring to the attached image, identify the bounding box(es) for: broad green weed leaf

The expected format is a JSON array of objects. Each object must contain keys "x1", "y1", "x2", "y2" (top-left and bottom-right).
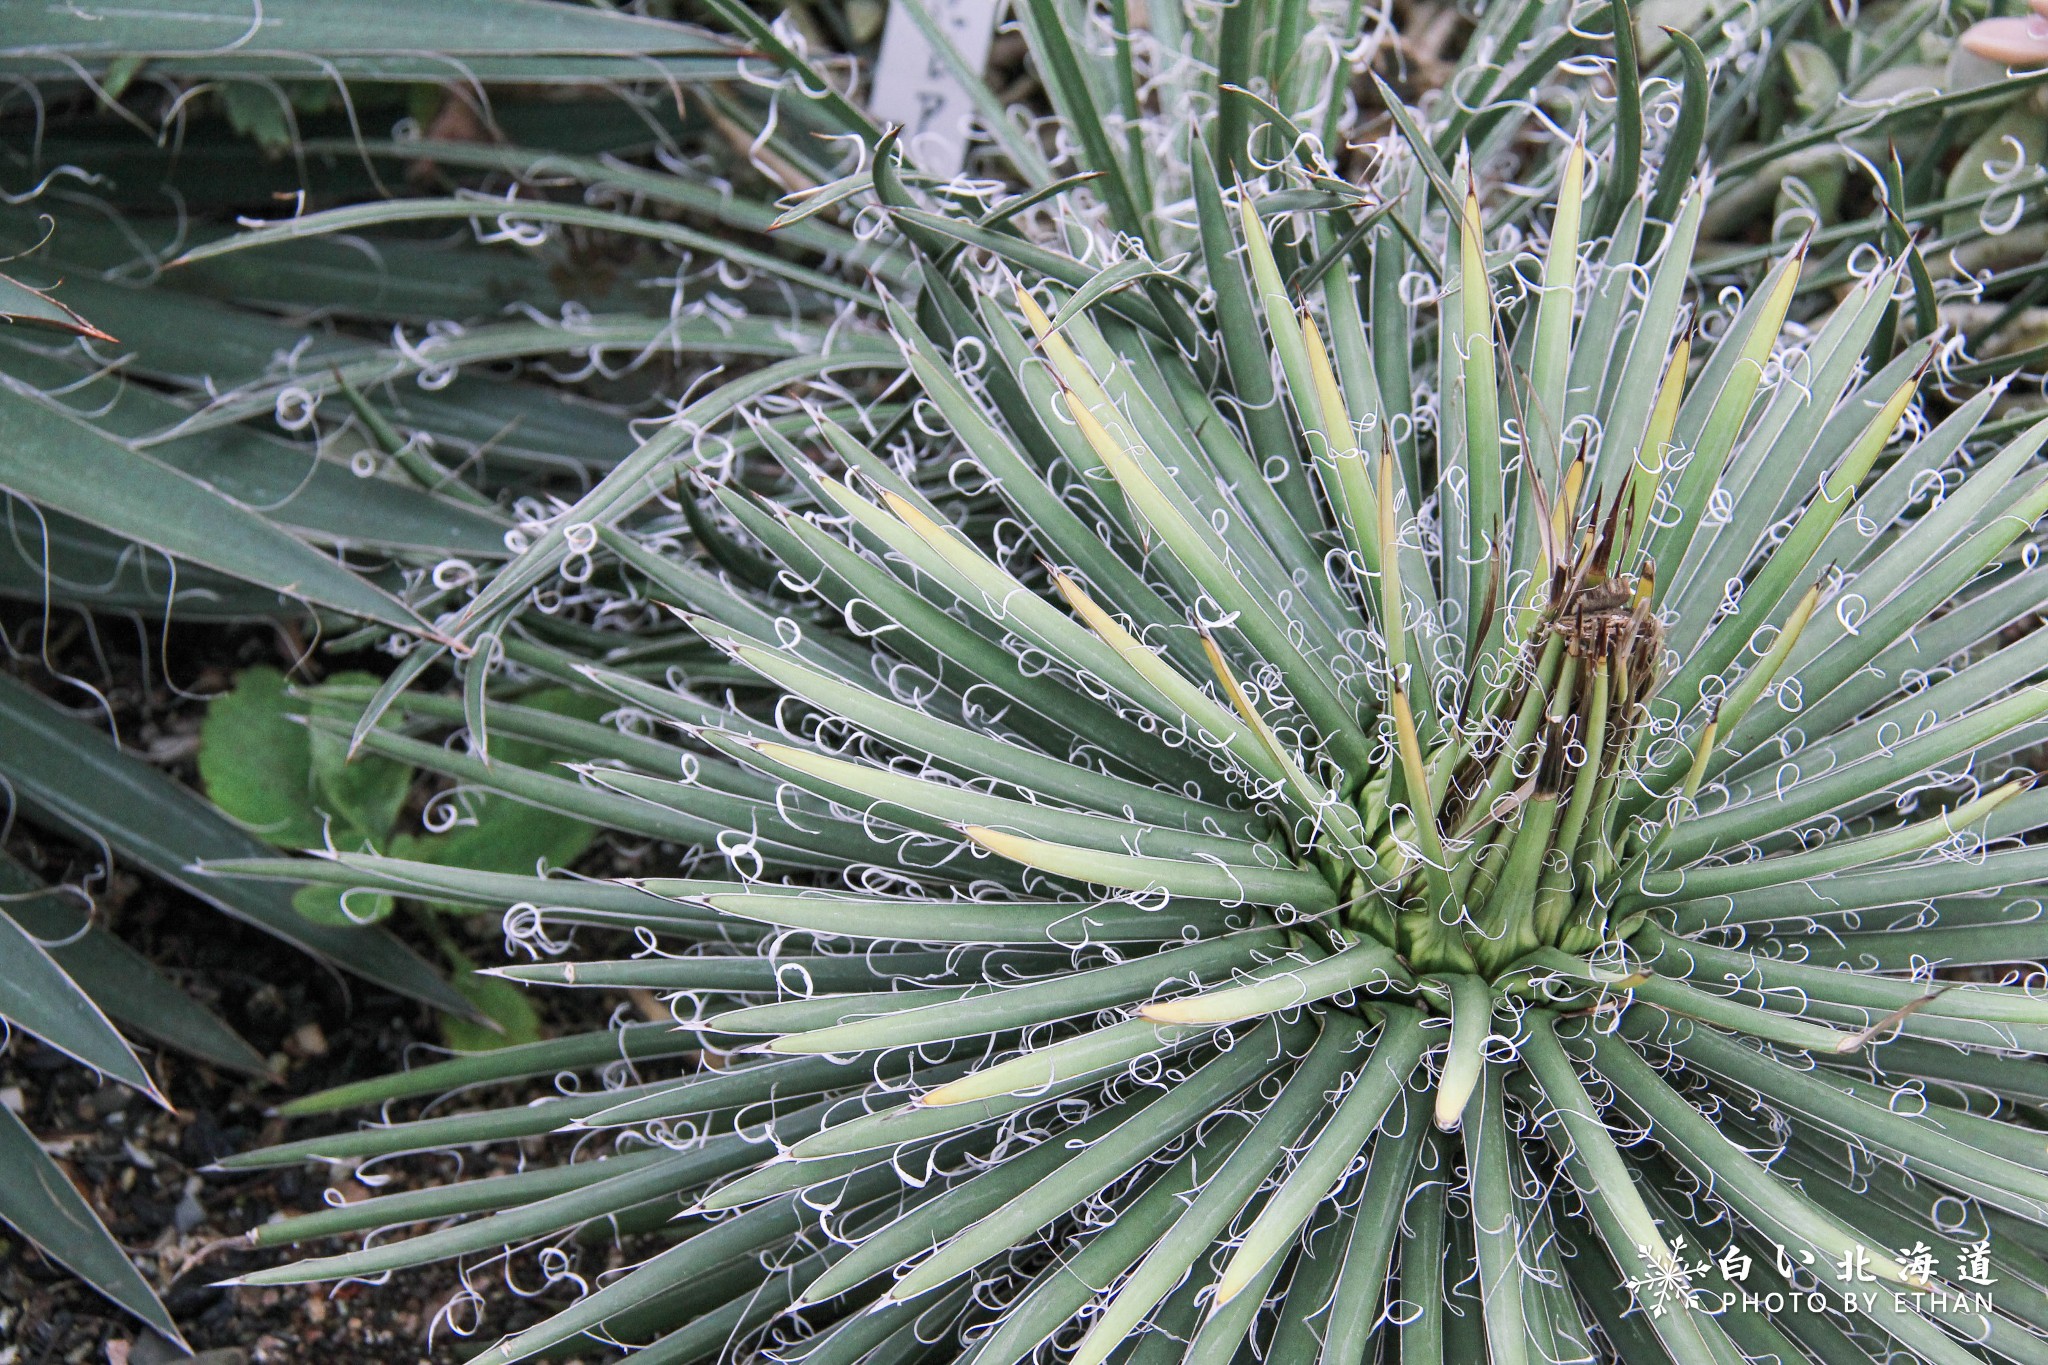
[
  {"x1": 443, "y1": 953, "x2": 544, "y2": 1052},
  {"x1": 201, "y1": 667, "x2": 411, "y2": 854},
  {"x1": 198, "y1": 667, "x2": 326, "y2": 848},
  {"x1": 305, "y1": 674, "x2": 411, "y2": 847},
  {"x1": 290, "y1": 883, "x2": 397, "y2": 928}
]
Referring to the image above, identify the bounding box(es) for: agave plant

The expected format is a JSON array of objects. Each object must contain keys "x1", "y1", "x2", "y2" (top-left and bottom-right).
[
  {"x1": 179, "y1": 68, "x2": 2048, "y2": 1365},
  {"x1": 12, "y1": 0, "x2": 2048, "y2": 1361}
]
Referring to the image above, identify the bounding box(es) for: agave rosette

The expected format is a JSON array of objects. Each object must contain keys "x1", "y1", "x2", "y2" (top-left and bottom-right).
[
  {"x1": 4, "y1": 0, "x2": 2048, "y2": 1353},
  {"x1": 192, "y1": 89, "x2": 2048, "y2": 1365}
]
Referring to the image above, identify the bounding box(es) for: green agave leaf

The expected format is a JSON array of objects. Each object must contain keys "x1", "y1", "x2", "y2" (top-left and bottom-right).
[
  {"x1": 889, "y1": 1019, "x2": 1303, "y2": 1303},
  {"x1": 791, "y1": 1106, "x2": 1130, "y2": 1306},
  {"x1": 687, "y1": 1124, "x2": 964, "y2": 1213},
  {"x1": 786, "y1": 1061, "x2": 1113, "y2": 1161},
  {"x1": 0, "y1": 859, "x2": 267, "y2": 1077},
  {"x1": 0, "y1": 1104, "x2": 184, "y2": 1345},
  {"x1": 620, "y1": 1247, "x2": 836, "y2": 1365},
  {"x1": 1314, "y1": 1085, "x2": 1431, "y2": 1365},
  {"x1": 145, "y1": 312, "x2": 833, "y2": 442},
  {"x1": 1209, "y1": 1009, "x2": 1423, "y2": 1308},
  {"x1": 233, "y1": 1120, "x2": 815, "y2": 1285},
  {"x1": 1792, "y1": 921, "x2": 2048, "y2": 972},
  {"x1": 467, "y1": 1183, "x2": 871, "y2": 1365},
  {"x1": 1537, "y1": 949, "x2": 1866, "y2": 1055},
  {"x1": 446, "y1": 348, "x2": 899, "y2": 641},
  {"x1": 696, "y1": 0, "x2": 879, "y2": 141},
  {"x1": 872, "y1": 298, "x2": 1215, "y2": 692},
  {"x1": 0, "y1": 385, "x2": 429, "y2": 635},
  {"x1": 718, "y1": 733, "x2": 1274, "y2": 868},
  {"x1": 962, "y1": 825, "x2": 1338, "y2": 909},
  {"x1": 1580, "y1": 1019, "x2": 1919, "y2": 1288},
  {"x1": 253, "y1": 1146, "x2": 675, "y2": 1248},
  {"x1": 699, "y1": 888, "x2": 1243, "y2": 947},
  {"x1": 577, "y1": 1052, "x2": 918, "y2": 1132},
  {"x1": 1061, "y1": 1027, "x2": 1348, "y2": 1365},
  {"x1": 274, "y1": 1021, "x2": 698, "y2": 1116},
  {"x1": 220, "y1": 1084, "x2": 665, "y2": 1169},
  {"x1": 761, "y1": 932, "x2": 1284, "y2": 1054},
  {"x1": 1465, "y1": 1063, "x2": 1534, "y2": 1365},
  {"x1": 0, "y1": 900, "x2": 164, "y2": 1105},
  {"x1": 172, "y1": 199, "x2": 872, "y2": 309},
  {"x1": 1523, "y1": 1024, "x2": 1753, "y2": 1365},
  {"x1": 0, "y1": 338, "x2": 511, "y2": 555},
  {"x1": 1637, "y1": 925, "x2": 2048, "y2": 1036},
  {"x1": 0, "y1": 270, "x2": 114, "y2": 339},
  {"x1": 488, "y1": 950, "x2": 962, "y2": 995},
  {"x1": 0, "y1": 505, "x2": 298, "y2": 621},
  {"x1": 1662, "y1": 1020, "x2": 2048, "y2": 1216},
  {"x1": 892, "y1": 209, "x2": 1178, "y2": 340},
  {"x1": 200, "y1": 850, "x2": 727, "y2": 920},
  {"x1": 96, "y1": 5, "x2": 2048, "y2": 1359},
  {"x1": 1140, "y1": 939, "x2": 1412, "y2": 1026},
  {"x1": 1757, "y1": 1146, "x2": 2048, "y2": 1351},
  {"x1": 1661, "y1": 683, "x2": 2048, "y2": 861},
  {"x1": 1635, "y1": 779, "x2": 2024, "y2": 903},
  {"x1": 306, "y1": 137, "x2": 895, "y2": 277},
  {"x1": 968, "y1": 1124, "x2": 1241, "y2": 1365},
  {"x1": 1396, "y1": 1133, "x2": 1451, "y2": 1365},
  {"x1": 0, "y1": 0, "x2": 739, "y2": 80},
  {"x1": 705, "y1": 983, "x2": 981, "y2": 1038}
]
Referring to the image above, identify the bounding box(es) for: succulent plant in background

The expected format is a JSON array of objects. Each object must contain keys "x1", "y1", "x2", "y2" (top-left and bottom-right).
[
  {"x1": 10, "y1": 0, "x2": 2048, "y2": 1360},
  {"x1": 0, "y1": 0, "x2": 754, "y2": 1338}
]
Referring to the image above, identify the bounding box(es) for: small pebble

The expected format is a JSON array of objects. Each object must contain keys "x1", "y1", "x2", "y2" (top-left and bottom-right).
[
  {"x1": 127, "y1": 1334, "x2": 185, "y2": 1365},
  {"x1": 174, "y1": 1175, "x2": 206, "y2": 1233},
  {"x1": 286, "y1": 1022, "x2": 328, "y2": 1058}
]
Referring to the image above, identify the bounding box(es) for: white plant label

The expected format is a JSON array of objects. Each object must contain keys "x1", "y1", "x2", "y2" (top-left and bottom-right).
[{"x1": 870, "y1": 0, "x2": 1002, "y2": 177}]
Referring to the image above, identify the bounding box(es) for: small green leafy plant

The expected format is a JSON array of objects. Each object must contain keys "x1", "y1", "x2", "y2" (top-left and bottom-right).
[{"x1": 199, "y1": 666, "x2": 611, "y2": 1045}]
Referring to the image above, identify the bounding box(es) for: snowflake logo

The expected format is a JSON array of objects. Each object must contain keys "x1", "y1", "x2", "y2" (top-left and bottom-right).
[{"x1": 1626, "y1": 1238, "x2": 1715, "y2": 1317}]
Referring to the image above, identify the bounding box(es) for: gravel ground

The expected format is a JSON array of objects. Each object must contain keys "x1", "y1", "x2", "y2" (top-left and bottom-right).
[{"x1": 0, "y1": 854, "x2": 637, "y2": 1365}]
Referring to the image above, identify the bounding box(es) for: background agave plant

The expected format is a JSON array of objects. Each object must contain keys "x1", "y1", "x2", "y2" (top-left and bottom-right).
[
  {"x1": 0, "y1": 0, "x2": 761, "y2": 1335},
  {"x1": 8, "y1": 0, "x2": 2048, "y2": 1360}
]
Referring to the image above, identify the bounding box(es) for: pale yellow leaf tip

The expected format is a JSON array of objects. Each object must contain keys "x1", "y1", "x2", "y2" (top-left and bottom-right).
[
  {"x1": 914, "y1": 1076, "x2": 981, "y2": 1108},
  {"x1": 1137, "y1": 996, "x2": 1240, "y2": 1026},
  {"x1": 1014, "y1": 284, "x2": 1055, "y2": 338},
  {"x1": 961, "y1": 824, "x2": 1034, "y2": 862},
  {"x1": 1211, "y1": 1258, "x2": 1258, "y2": 1311},
  {"x1": 1432, "y1": 1084, "x2": 1472, "y2": 1133}
]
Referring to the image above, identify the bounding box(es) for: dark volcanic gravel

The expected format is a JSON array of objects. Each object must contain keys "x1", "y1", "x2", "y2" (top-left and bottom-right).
[{"x1": 0, "y1": 858, "x2": 632, "y2": 1365}]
